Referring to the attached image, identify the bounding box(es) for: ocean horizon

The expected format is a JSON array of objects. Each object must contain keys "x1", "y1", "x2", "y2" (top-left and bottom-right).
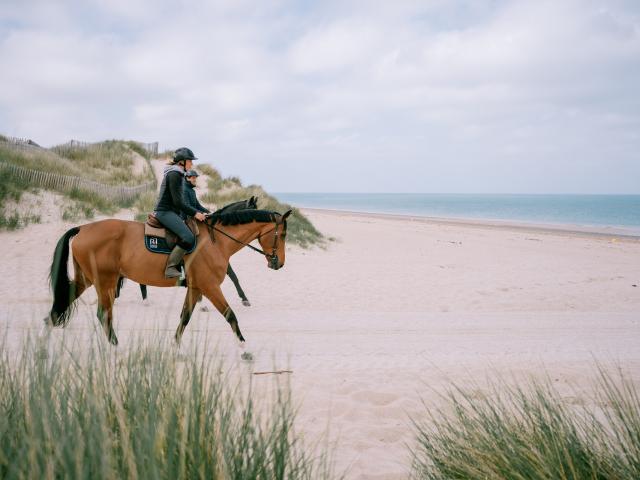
[{"x1": 274, "y1": 193, "x2": 640, "y2": 233}]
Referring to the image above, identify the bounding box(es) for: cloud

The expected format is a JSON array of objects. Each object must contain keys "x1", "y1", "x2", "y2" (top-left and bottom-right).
[{"x1": 0, "y1": 0, "x2": 639, "y2": 192}]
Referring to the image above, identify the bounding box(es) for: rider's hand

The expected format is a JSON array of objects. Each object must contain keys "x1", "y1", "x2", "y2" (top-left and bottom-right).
[{"x1": 195, "y1": 212, "x2": 206, "y2": 222}]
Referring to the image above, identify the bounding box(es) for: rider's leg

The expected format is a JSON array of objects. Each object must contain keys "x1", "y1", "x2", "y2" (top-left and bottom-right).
[{"x1": 154, "y1": 211, "x2": 195, "y2": 278}]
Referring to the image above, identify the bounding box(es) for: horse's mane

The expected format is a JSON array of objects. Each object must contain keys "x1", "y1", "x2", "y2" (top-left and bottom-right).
[
  {"x1": 208, "y1": 209, "x2": 278, "y2": 226},
  {"x1": 214, "y1": 196, "x2": 258, "y2": 215}
]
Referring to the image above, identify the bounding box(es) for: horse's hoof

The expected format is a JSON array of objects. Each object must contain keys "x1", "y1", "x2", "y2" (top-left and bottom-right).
[
  {"x1": 242, "y1": 300, "x2": 251, "y2": 307},
  {"x1": 241, "y1": 351, "x2": 254, "y2": 362}
]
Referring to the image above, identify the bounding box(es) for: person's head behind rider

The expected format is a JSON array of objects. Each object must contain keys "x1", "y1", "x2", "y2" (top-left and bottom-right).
[{"x1": 185, "y1": 169, "x2": 199, "y2": 187}]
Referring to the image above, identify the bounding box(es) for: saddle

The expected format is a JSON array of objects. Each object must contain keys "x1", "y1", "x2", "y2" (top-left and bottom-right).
[{"x1": 144, "y1": 213, "x2": 198, "y2": 254}]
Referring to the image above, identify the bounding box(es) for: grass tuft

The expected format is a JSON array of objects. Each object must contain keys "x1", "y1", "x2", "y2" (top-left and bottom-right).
[
  {"x1": 133, "y1": 190, "x2": 158, "y2": 222},
  {"x1": 410, "y1": 368, "x2": 640, "y2": 479},
  {"x1": 0, "y1": 164, "x2": 41, "y2": 229},
  {"x1": 0, "y1": 334, "x2": 333, "y2": 479}
]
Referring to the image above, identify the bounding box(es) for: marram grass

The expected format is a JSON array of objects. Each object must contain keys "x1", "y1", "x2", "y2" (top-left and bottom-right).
[
  {"x1": 410, "y1": 368, "x2": 640, "y2": 479},
  {"x1": 197, "y1": 164, "x2": 323, "y2": 248},
  {"x1": 0, "y1": 335, "x2": 333, "y2": 480}
]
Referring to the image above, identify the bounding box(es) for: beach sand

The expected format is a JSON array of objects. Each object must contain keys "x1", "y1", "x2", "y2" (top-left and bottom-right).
[{"x1": 2, "y1": 208, "x2": 640, "y2": 479}]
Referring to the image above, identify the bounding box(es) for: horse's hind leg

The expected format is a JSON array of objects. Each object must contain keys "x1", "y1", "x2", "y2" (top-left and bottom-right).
[
  {"x1": 44, "y1": 259, "x2": 92, "y2": 327},
  {"x1": 115, "y1": 276, "x2": 124, "y2": 299},
  {"x1": 96, "y1": 277, "x2": 118, "y2": 345},
  {"x1": 175, "y1": 287, "x2": 201, "y2": 344}
]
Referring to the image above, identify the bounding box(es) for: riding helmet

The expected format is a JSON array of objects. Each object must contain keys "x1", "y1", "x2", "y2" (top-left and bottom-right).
[
  {"x1": 172, "y1": 147, "x2": 197, "y2": 163},
  {"x1": 185, "y1": 169, "x2": 199, "y2": 178}
]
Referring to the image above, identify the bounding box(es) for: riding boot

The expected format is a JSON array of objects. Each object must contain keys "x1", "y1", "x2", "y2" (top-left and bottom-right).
[{"x1": 165, "y1": 246, "x2": 187, "y2": 278}]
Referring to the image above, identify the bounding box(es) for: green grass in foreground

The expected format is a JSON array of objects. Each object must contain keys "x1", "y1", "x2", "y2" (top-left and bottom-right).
[
  {"x1": 410, "y1": 368, "x2": 640, "y2": 479},
  {"x1": 198, "y1": 164, "x2": 323, "y2": 248},
  {"x1": 0, "y1": 336, "x2": 332, "y2": 479}
]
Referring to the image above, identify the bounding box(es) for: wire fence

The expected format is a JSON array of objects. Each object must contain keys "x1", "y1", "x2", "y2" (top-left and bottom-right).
[
  {"x1": 0, "y1": 160, "x2": 156, "y2": 202},
  {"x1": 0, "y1": 137, "x2": 158, "y2": 201}
]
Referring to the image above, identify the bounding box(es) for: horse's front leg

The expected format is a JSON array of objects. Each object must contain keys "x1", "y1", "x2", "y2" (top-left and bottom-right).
[
  {"x1": 175, "y1": 287, "x2": 201, "y2": 344},
  {"x1": 201, "y1": 284, "x2": 246, "y2": 343},
  {"x1": 226, "y1": 264, "x2": 250, "y2": 306}
]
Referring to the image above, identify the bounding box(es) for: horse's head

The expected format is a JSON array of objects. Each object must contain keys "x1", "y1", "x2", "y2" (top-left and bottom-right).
[{"x1": 257, "y1": 210, "x2": 292, "y2": 270}]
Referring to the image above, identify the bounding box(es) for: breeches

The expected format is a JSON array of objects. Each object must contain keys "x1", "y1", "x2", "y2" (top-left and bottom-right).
[{"x1": 154, "y1": 210, "x2": 195, "y2": 249}]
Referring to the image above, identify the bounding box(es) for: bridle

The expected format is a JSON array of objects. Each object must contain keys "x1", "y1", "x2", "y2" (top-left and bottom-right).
[{"x1": 206, "y1": 215, "x2": 285, "y2": 269}]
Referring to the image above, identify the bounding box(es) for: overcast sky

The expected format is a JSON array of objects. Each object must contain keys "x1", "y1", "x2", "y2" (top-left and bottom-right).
[{"x1": 1, "y1": 0, "x2": 639, "y2": 193}]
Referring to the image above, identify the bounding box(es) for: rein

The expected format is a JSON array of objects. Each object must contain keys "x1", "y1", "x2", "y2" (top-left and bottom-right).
[
  {"x1": 211, "y1": 224, "x2": 275, "y2": 257},
  {"x1": 205, "y1": 216, "x2": 283, "y2": 268}
]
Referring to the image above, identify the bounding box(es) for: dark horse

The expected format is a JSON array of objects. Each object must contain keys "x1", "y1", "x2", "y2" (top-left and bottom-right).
[
  {"x1": 45, "y1": 208, "x2": 291, "y2": 348},
  {"x1": 115, "y1": 198, "x2": 258, "y2": 306}
]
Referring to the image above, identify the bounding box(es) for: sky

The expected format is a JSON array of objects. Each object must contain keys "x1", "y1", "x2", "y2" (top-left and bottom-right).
[{"x1": 1, "y1": 0, "x2": 639, "y2": 193}]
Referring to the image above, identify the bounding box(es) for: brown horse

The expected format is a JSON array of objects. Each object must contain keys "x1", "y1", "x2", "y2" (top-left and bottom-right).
[{"x1": 45, "y1": 209, "x2": 291, "y2": 346}]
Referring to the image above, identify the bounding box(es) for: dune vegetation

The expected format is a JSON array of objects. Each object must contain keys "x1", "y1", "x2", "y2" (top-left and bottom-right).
[
  {"x1": 197, "y1": 164, "x2": 323, "y2": 248},
  {"x1": 0, "y1": 335, "x2": 334, "y2": 479},
  {"x1": 0, "y1": 138, "x2": 156, "y2": 227},
  {"x1": 410, "y1": 368, "x2": 640, "y2": 480},
  {"x1": 1, "y1": 137, "x2": 323, "y2": 246},
  {"x1": 0, "y1": 140, "x2": 154, "y2": 186}
]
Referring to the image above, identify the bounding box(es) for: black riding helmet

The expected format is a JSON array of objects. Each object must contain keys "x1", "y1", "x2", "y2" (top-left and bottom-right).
[
  {"x1": 172, "y1": 147, "x2": 197, "y2": 164},
  {"x1": 185, "y1": 169, "x2": 199, "y2": 178}
]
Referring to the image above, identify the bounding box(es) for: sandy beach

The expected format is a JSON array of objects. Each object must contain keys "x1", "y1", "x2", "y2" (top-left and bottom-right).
[{"x1": 2, "y1": 207, "x2": 640, "y2": 479}]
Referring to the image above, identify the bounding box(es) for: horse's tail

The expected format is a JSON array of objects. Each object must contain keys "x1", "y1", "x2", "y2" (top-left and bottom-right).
[{"x1": 47, "y1": 226, "x2": 81, "y2": 327}]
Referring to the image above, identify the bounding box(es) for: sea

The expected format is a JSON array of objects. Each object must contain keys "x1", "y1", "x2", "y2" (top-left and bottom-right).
[{"x1": 274, "y1": 193, "x2": 640, "y2": 235}]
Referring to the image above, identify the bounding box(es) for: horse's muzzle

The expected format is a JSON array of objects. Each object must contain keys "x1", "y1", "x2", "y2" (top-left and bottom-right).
[{"x1": 268, "y1": 255, "x2": 281, "y2": 270}]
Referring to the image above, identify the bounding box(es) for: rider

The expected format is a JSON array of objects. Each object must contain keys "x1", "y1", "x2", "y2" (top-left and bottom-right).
[
  {"x1": 183, "y1": 170, "x2": 210, "y2": 217},
  {"x1": 183, "y1": 169, "x2": 251, "y2": 306},
  {"x1": 154, "y1": 148, "x2": 207, "y2": 278}
]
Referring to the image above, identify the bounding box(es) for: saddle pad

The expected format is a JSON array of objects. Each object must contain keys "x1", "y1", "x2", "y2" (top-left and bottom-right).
[{"x1": 144, "y1": 235, "x2": 197, "y2": 255}]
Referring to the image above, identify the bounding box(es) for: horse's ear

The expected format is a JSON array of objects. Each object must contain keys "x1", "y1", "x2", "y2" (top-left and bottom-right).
[{"x1": 282, "y1": 209, "x2": 292, "y2": 220}]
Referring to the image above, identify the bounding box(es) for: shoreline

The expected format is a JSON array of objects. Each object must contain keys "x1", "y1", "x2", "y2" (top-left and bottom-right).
[{"x1": 299, "y1": 207, "x2": 640, "y2": 241}]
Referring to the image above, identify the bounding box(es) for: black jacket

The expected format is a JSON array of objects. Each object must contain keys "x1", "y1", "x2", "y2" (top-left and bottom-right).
[
  {"x1": 154, "y1": 168, "x2": 198, "y2": 217},
  {"x1": 183, "y1": 182, "x2": 210, "y2": 215}
]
